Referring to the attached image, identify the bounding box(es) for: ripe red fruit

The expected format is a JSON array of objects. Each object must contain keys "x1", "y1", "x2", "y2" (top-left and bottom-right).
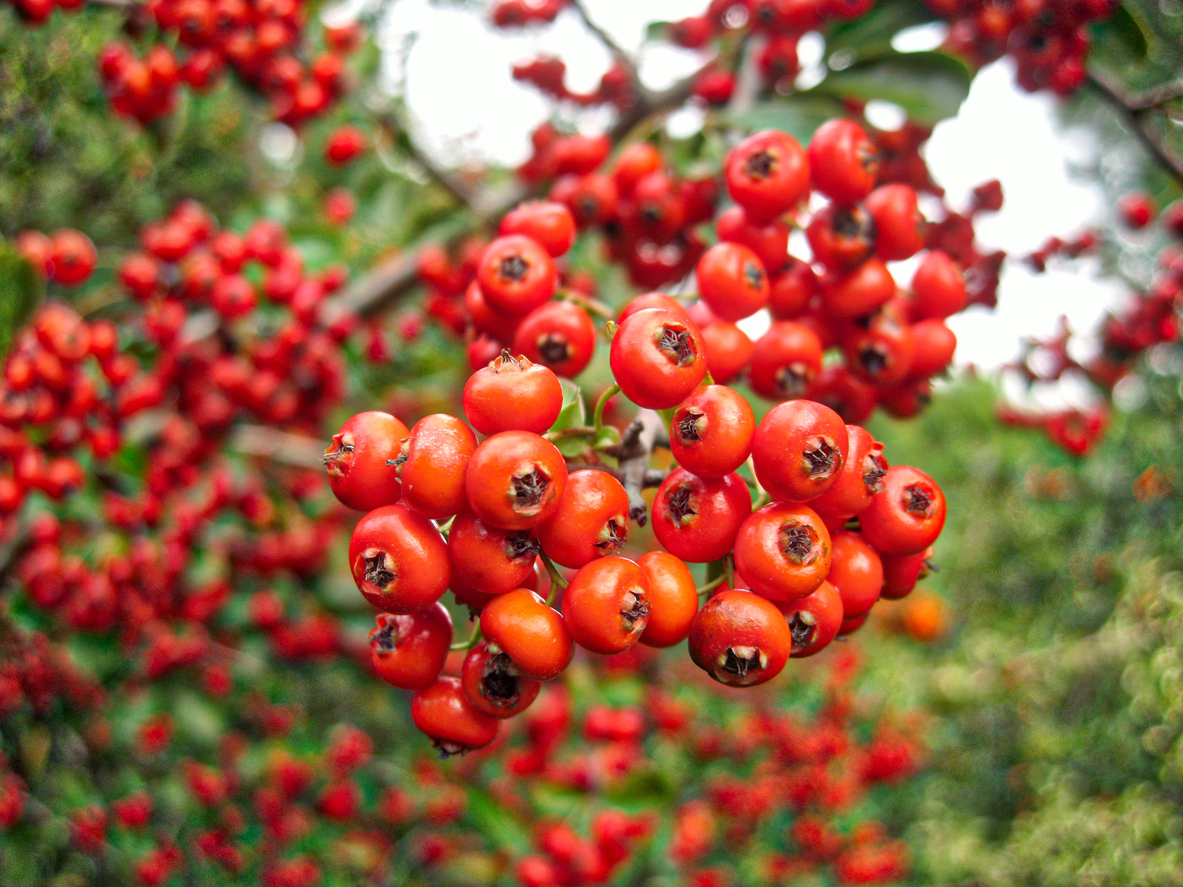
[
  {"x1": 688, "y1": 589, "x2": 792, "y2": 687},
  {"x1": 324, "y1": 125, "x2": 367, "y2": 165},
  {"x1": 324, "y1": 411, "x2": 408, "y2": 512},
  {"x1": 807, "y1": 119, "x2": 880, "y2": 205},
  {"x1": 748, "y1": 320, "x2": 825, "y2": 401},
  {"x1": 348, "y1": 504, "x2": 451, "y2": 613},
  {"x1": 651, "y1": 468, "x2": 753, "y2": 563},
  {"x1": 609, "y1": 308, "x2": 708, "y2": 410},
  {"x1": 808, "y1": 424, "x2": 887, "y2": 519},
  {"x1": 535, "y1": 468, "x2": 630, "y2": 569},
  {"x1": 911, "y1": 251, "x2": 966, "y2": 320},
  {"x1": 465, "y1": 431, "x2": 568, "y2": 531},
  {"x1": 865, "y1": 184, "x2": 925, "y2": 261},
  {"x1": 476, "y1": 235, "x2": 558, "y2": 316},
  {"x1": 447, "y1": 511, "x2": 539, "y2": 596},
  {"x1": 825, "y1": 531, "x2": 884, "y2": 619},
  {"x1": 479, "y1": 588, "x2": 574, "y2": 681},
  {"x1": 461, "y1": 641, "x2": 542, "y2": 718},
  {"x1": 562, "y1": 556, "x2": 651, "y2": 655},
  {"x1": 715, "y1": 205, "x2": 790, "y2": 273},
  {"x1": 725, "y1": 130, "x2": 811, "y2": 223},
  {"x1": 411, "y1": 677, "x2": 500, "y2": 756},
  {"x1": 398, "y1": 414, "x2": 478, "y2": 521},
  {"x1": 779, "y1": 579, "x2": 843, "y2": 657},
  {"x1": 637, "y1": 551, "x2": 699, "y2": 648},
  {"x1": 48, "y1": 230, "x2": 98, "y2": 286},
  {"x1": 751, "y1": 400, "x2": 849, "y2": 503},
  {"x1": 733, "y1": 502, "x2": 832, "y2": 602},
  {"x1": 462, "y1": 351, "x2": 563, "y2": 436},
  {"x1": 369, "y1": 604, "x2": 454, "y2": 690},
  {"x1": 695, "y1": 242, "x2": 771, "y2": 322},
  {"x1": 859, "y1": 465, "x2": 946, "y2": 555},
  {"x1": 700, "y1": 320, "x2": 754, "y2": 385},
  {"x1": 669, "y1": 385, "x2": 756, "y2": 478},
  {"x1": 499, "y1": 201, "x2": 577, "y2": 257},
  {"x1": 512, "y1": 300, "x2": 597, "y2": 379}
]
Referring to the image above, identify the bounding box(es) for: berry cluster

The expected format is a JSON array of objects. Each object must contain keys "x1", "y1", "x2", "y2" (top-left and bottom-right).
[
  {"x1": 94, "y1": 1, "x2": 362, "y2": 125},
  {"x1": 334, "y1": 207, "x2": 945, "y2": 753}
]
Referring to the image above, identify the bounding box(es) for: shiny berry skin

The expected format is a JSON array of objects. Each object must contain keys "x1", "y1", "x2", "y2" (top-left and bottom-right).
[
  {"x1": 768, "y1": 257, "x2": 818, "y2": 319},
  {"x1": 806, "y1": 119, "x2": 880, "y2": 205},
  {"x1": 447, "y1": 511, "x2": 539, "y2": 596},
  {"x1": 911, "y1": 251, "x2": 966, "y2": 320},
  {"x1": 806, "y1": 203, "x2": 876, "y2": 272},
  {"x1": 859, "y1": 465, "x2": 946, "y2": 556},
  {"x1": 700, "y1": 320, "x2": 754, "y2": 386},
  {"x1": 512, "y1": 300, "x2": 597, "y2": 379},
  {"x1": 842, "y1": 306, "x2": 916, "y2": 386},
  {"x1": 733, "y1": 502, "x2": 832, "y2": 603},
  {"x1": 748, "y1": 321, "x2": 825, "y2": 402},
  {"x1": 479, "y1": 589, "x2": 574, "y2": 681},
  {"x1": 880, "y1": 546, "x2": 934, "y2": 600},
  {"x1": 751, "y1": 400, "x2": 849, "y2": 503},
  {"x1": 865, "y1": 184, "x2": 925, "y2": 261},
  {"x1": 398, "y1": 414, "x2": 477, "y2": 521},
  {"x1": 476, "y1": 235, "x2": 558, "y2": 316},
  {"x1": 908, "y1": 319, "x2": 957, "y2": 379},
  {"x1": 688, "y1": 589, "x2": 792, "y2": 687},
  {"x1": 825, "y1": 531, "x2": 883, "y2": 620},
  {"x1": 725, "y1": 130, "x2": 811, "y2": 223},
  {"x1": 669, "y1": 385, "x2": 756, "y2": 478},
  {"x1": 369, "y1": 604, "x2": 453, "y2": 690},
  {"x1": 499, "y1": 201, "x2": 577, "y2": 257},
  {"x1": 651, "y1": 468, "x2": 753, "y2": 564},
  {"x1": 695, "y1": 242, "x2": 770, "y2": 323},
  {"x1": 463, "y1": 351, "x2": 563, "y2": 436},
  {"x1": 465, "y1": 431, "x2": 568, "y2": 531},
  {"x1": 779, "y1": 579, "x2": 843, "y2": 657},
  {"x1": 808, "y1": 425, "x2": 887, "y2": 519},
  {"x1": 461, "y1": 642, "x2": 542, "y2": 719},
  {"x1": 49, "y1": 230, "x2": 98, "y2": 286},
  {"x1": 637, "y1": 551, "x2": 698, "y2": 648},
  {"x1": 348, "y1": 505, "x2": 451, "y2": 613},
  {"x1": 609, "y1": 308, "x2": 708, "y2": 410},
  {"x1": 715, "y1": 205, "x2": 790, "y2": 273},
  {"x1": 561, "y1": 556, "x2": 651, "y2": 655},
  {"x1": 819, "y1": 257, "x2": 896, "y2": 321},
  {"x1": 324, "y1": 411, "x2": 408, "y2": 512},
  {"x1": 535, "y1": 469, "x2": 630, "y2": 569},
  {"x1": 411, "y1": 677, "x2": 500, "y2": 756}
]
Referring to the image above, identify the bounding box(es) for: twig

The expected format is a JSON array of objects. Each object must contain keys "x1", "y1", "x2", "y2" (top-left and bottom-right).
[
  {"x1": 569, "y1": 0, "x2": 635, "y2": 75},
  {"x1": 231, "y1": 425, "x2": 327, "y2": 469},
  {"x1": 1086, "y1": 71, "x2": 1183, "y2": 183},
  {"x1": 375, "y1": 110, "x2": 479, "y2": 211}
]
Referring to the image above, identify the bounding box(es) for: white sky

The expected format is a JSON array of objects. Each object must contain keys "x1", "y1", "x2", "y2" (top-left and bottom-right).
[{"x1": 368, "y1": 0, "x2": 1126, "y2": 375}]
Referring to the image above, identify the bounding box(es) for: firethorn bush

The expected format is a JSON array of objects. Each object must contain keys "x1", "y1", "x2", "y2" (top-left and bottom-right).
[{"x1": 2, "y1": 0, "x2": 1182, "y2": 884}]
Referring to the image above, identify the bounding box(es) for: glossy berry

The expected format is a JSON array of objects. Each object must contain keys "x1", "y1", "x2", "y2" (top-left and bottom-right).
[
  {"x1": 398, "y1": 414, "x2": 477, "y2": 521},
  {"x1": 859, "y1": 465, "x2": 946, "y2": 556},
  {"x1": 369, "y1": 604, "x2": 453, "y2": 690},
  {"x1": 462, "y1": 351, "x2": 563, "y2": 436},
  {"x1": 733, "y1": 502, "x2": 832, "y2": 603},
  {"x1": 461, "y1": 641, "x2": 542, "y2": 719},
  {"x1": 561, "y1": 556, "x2": 651, "y2": 655},
  {"x1": 695, "y1": 242, "x2": 771, "y2": 322},
  {"x1": 447, "y1": 511, "x2": 539, "y2": 596},
  {"x1": 499, "y1": 201, "x2": 577, "y2": 257},
  {"x1": 609, "y1": 308, "x2": 708, "y2": 410},
  {"x1": 535, "y1": 469, "x2": 630, "y2": 569},
  {"x1": 476, "y1": 235, "x2": 558, "y2": 316},
  {"x1": 324, "y1": 411, "x2": 408, "y2": 512},
  {"x1": 688, "y1": 589, "x2": 792, "y2": 687},
  {"x1": 669, "y1": 385, "x2": 756, "y2": 478},
  {"x1": 751, "y1": 400, "x2": 849, "y2": 503},
  {"x1": 779, "y1": 579, "x2": 843, "y2": 657},
  {"x1": 651, "y1": 469, "x2": 753, "y2": 564},
  {"x1": 512, "y1": 300, "x2": 597, "y2": 379},
  {"x1": 479, "y1": 588, "x2": 574, "y2": 681},
  {"x1": 637, "y1": 551, "x2": 699, "y2": 648},
  {"x1": 807, "y1": 119, "x2": 880, "y2": 205},
  {"x1": 465, "y1": 431, "x2": 568, "y2": 531},
  {"x1": 348, "y1": 504, "x2": 451, "y2": 613},
  {"x1": 725, "y1": 130, "x2": 811, "y2": 223},
  {"x1": 411, "y1": 677, "x2": 500, "y2": 756}
]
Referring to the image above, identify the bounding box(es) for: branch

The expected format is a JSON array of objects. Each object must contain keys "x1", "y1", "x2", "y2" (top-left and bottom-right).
[
  {"x1": 230, "y1": 425, "x2": 328, "y2": 469},
  {"x1": 1086, "y1": 71, "x2": 1183, "y2": 183},
  {"x1": 570, "y1": 0, "x2": 636, "y2": 76},
  {"x1": 374, "y1": 111, "x2": 480, "y2": 211}
]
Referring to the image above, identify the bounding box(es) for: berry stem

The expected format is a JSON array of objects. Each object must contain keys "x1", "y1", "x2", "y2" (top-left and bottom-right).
[
  {"x1": 593, "y1": 383, "x2": 620, "y2": 436},
  {"x1": 695, "y1": 574, "x2": 728, "y2": 599},
  {"x1": 539, "y1": 551, "x2": 567, "y2": 607},
  {"x1": 450, "y1": 621, "x2": 483, "y2": 652}
]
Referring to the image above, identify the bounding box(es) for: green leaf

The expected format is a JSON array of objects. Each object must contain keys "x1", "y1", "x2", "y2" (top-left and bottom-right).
[
  {"x1": 644, "y1": 20, "x2": 674, "y2": 42},
  {"x1": 808, "y1": 51, "x2": 972, "y2": 125},
  {"x1": 729, "y1": 94, "x2": 848, "y2": 145},
  {"x1": 1090, "y1": 2, "x2": 1150, "y2": 70},
  {"x1": 824, "y1": 0, "x2": 940, "y2": 63},
  {"x1": 0, "y1": 244, "x2": 42, "y2": 356}
]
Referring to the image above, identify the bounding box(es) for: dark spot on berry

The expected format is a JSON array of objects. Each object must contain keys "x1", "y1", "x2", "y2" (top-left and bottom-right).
[
  {"x1": 779, "y1": 523, "x2": 818, "y2": 564},
  {"x1": 720, "y1": 645, "x2": 762, "y2": 678},
  {"x1": 370, "y1": 617, "x2": 400, "y2": 652},
  {"x1": 863, "y1": 452, "x2": 887, "y2": 493},
  {"x1": 656, "y1": 324, "x2": 697, "y2": 367},
  {"x1": 904, "y1": 483, "x2": 934, "y2": 516},
  {"x1": 745, "y1": 149, "x2": 776, "y2": 180},
  {"x1": 666, "y1": 484, "x2": 696, "y2": 524},
  {"x1": 788, "y1": 611, "x2": 817, "y2": 653},
  {"x1": 744, "y1": 261, "x2": 766, "y2": 291},
  {"x1": 858, "y1": 345, "x2": 889, "y2": 376},
  {"x1": 803, "y1": 438, "x2": 838, "y2": 477},
  {"x1": 363, "y1": 553, "x2": 396, "y2": 589},
  {"x1": 676, "y1": 408, "x2": 705, "y2": 443},
  {"x1": 620, "y1": 590, "x2": 650, "y2": 626},
  {"x1": 775, "y1": 365, "x2": 810, "y2": 398},
  {"x1": 507, "y1": 531, "x2": 539, "y2": 562},
  {"x1": 513, "y1": 467, "x2": 551, "y2": 509},
  {"x1": 537, "y1": 334, "x2": 570, "y2": 365},
  {"x1": 481, "y1": 652, "x2": 522, "y2": 705},
  {"x1": 594, "y1": 519, "x2": 627, "y2": 552},
  {"x1": 499, "y1": 254, "x2": 529, "y2": 282}
]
